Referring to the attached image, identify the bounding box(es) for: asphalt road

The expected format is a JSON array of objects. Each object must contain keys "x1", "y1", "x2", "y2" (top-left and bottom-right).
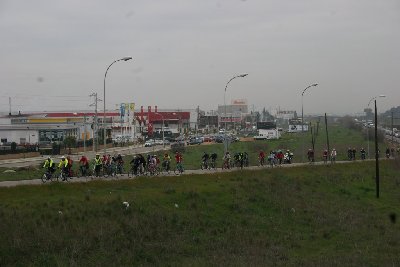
[{"x1": 0, "y1": 159, "x2": 364, "y2": 188}]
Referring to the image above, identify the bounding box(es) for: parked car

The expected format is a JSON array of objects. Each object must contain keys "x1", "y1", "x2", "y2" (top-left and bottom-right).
[
  {"x1": 144, "y1": 139, "x2": 155, "y2": 147},
  {"x1": 187, "y1": 137, "x2": 203, "y2": 145},
  {"x1": 215, "y1": 135, "x2": 225, "y2": 143},
  {"x1": 154, "y1": 139, "x2": 164, "y2": 145},
  {"x1": 203, "y1": 136, "x2": 213, "y2": 142}
]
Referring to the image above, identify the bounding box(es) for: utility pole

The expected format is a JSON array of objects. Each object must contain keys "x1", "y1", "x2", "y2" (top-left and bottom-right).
[
  {"x1": 9, "y1": 97, "x2": 11, "y2": 116},
  {"x1": 83, "y1": 113, "x2": 87, "y2": 153},
  {"x1": 325, "y1": 113, "x2": 330, "y2": 161},
  {"x1": 90, "y1": 93, "x2": 102, "y2": 152},
  {"x1": 374, "y1": 100, "x2": 380, "y2": 198},
  {"x1": 391, "y1": 112, "x2": 394, "y2": 145}
]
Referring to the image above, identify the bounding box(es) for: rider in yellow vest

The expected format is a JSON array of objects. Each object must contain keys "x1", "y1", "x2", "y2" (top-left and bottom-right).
[{"x1": 43, "y1": 157, "x2": 55, "y2": 173}]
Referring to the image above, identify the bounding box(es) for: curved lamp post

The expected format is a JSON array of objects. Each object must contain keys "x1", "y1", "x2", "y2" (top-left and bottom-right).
[
  {"x1": 301, "y1": 83, "x2": 318, "y2": 162},
  {"x1": 366, "y1": 94, "x2": 386, "y2": 159},
  {"x1": 103, "y1": 57, "x2": 132, "y2": 154},
  {"x1": 223, "y1": 73, "x2": 248, "y2": 153}
]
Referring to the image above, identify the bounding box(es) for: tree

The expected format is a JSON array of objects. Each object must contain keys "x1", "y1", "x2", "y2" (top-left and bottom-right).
[{"x1": 63, "y1": 136, "x2": 76, "y2": 155}]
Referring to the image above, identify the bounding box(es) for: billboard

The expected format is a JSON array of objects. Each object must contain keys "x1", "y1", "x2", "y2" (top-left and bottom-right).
[{"x1": 232, "y1": 99, "x2": 247, "y2": 105}]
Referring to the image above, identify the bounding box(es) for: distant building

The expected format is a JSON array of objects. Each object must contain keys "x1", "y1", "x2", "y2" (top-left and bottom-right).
[
  {"x1": 276, "y1": 110, "x2": 296, "y2": 121},
  {"x1": 218, "y1": 99, "x2": 249, "y2": 130}
]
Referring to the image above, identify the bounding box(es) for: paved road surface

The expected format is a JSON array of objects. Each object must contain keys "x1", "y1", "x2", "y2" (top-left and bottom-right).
[{"x1": 0, "y1": 160, "x2": 362, "y2": 188}]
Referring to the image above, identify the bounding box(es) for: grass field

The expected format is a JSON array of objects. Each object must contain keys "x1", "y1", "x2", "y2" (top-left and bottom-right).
[
  {"x1": 0, "y1": 123, "x2": 390, "y2": 182},
  {"x1": 0, "y1": 160, "x2": 399, "y2": 266}
]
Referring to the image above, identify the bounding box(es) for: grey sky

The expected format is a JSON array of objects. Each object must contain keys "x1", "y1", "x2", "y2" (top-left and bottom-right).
[{"x1": 0, "y1": 0, "x2": 399, "y2": 115}]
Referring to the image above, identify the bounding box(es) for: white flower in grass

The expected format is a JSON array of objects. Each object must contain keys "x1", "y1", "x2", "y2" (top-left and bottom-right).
[{"x1": 122, "y1": 201, "x2": 130, "y2": 209}]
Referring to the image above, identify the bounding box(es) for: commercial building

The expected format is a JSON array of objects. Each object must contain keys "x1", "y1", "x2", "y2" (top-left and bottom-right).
[{"x1": 217, "y1": 99, "x2": 249, "y2": 130}]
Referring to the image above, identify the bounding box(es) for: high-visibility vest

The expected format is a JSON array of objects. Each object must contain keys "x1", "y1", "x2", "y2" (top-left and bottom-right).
[
  {"x1": 94, "y1": 158, "x2": 102, "y2": 166},
  {"x1": 43, "y1": 159, "x2": 54, "y2": 168},
  {"x1": 58, "y1": 159, "x2": 68, "y2": 168}
]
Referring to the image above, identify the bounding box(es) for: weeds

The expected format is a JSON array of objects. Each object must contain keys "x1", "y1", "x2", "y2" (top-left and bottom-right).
[{"x1": 0, "y1": 161, "x2": 399, "y2": 266}]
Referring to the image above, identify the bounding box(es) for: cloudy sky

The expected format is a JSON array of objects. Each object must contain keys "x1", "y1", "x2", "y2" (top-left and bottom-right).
[{"x1": 0, "y1": 0, "x2": 399, "y2": 115}]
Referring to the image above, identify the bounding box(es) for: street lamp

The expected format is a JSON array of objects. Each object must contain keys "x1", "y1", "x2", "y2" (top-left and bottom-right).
[
  {"x1": 155, "y1": 112, "x2": 165, "y2": 148},
  {"x1": 366, "y1": 95, "x2": 385, "y2": 159},
  {"x1": 223, "y1": 73, "x2": 248, "y2": 153},
  {"x1": 301, "y1": 83, "x2": 318, "y2": 162},
  {"x1": 103, "y1": 57, "x2": 132, "y2": 154}
]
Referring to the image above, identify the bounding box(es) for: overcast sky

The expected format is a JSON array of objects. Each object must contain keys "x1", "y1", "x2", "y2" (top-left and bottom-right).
[{"x1": 0, "y1": 0, "x2": 399, "y2": 115}]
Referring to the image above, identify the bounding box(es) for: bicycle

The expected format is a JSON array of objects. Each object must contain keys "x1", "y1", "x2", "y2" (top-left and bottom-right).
[
  {"x1": 200, "y1": 160, "x2": 209, "y2": 170},
  {"x1": 162, "y1": 160, "x2": 171, "y2": 174},
  {"x1": 115, "y1": 162, "x2": 124, "y2": 177},
  {"x1": 209, "y1": 159, "x2": 217, "y2": 170},
  {"x1": 222, "y1": 159, "x2": 231, "y2": 170},
  {"x1": 103, "y1": 163, "x2": 116, "y2": 177},
  {"x1": 41, "y1": 169, "x2": 54, "y2": 183},
  {"x1": 174, "y1": 162, "x2": 184, "y2": 175},
  {"x1": 146, "y1": 163, "x2": 160, "y2": 176},
  {"x1": 258, "y1": 157, "x2": 265, "y2": 167},
  {"x1": 57, "y1": 167, "x2": 70, "y2": 182}
]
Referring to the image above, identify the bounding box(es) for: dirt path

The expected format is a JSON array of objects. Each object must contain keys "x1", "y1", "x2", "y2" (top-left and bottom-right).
[{"x1": 0, "y1": 160, "x2": 358, "y2": 188}]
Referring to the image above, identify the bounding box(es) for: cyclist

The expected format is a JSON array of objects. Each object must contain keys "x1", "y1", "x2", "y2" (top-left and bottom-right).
[
  {"x1": 386, "y1": 148, "x2": 391, "y2": 159},
  {"x1": 238, "y1": 152, "x2": 244, "y2": 169},
  {"x1": 330, "y1": 148, "x2": 337, "y2": 163},
  {"x1": 79, "y1": 155, "x2": 89, "y2": 176},
  {"x1": 307, "y1": 149, "x2": 314, "y2": 163},
  {"x1": 360, "y1": 148, "x2": 366, "y2": 160},
  {"x1": 138, "y1": 154, "x2": 146, "y2": 174},
  {"x1": 352, "y1": 148, "x2": 357, "y2": 161},
  {"x1": 94, "y1": 154, "x2": 103, "y2": 177},
  {"x1": 58, "y1": 156, "x2": 69, "y2": 180},
  {"x1": 243, "y1": 152, "x2": 249, "y2": 167},
  {"x1": 323, "y1": 149, "x2": 328, "y2": 164},
  {"x1": 210, "y1": 152, "x2": 218, "y2": 169},
  {"x1": 115, "y1": 153, "x2": 124, "y2": 175},
  {"x1": 347, "y1": 148, "x2": 352, "y2": 161},
  {"x1": 284, "y1": 149, "x2": 294, "y2": 164},
  {"x1": 162, "y1": 153, "x2": 171, "y2": 172},
  {"x1": 201, "y1": 152, "x2": 210, "y2": 170},
  {"x1": 175, "y1": 151, "x2": 184, "y2": 173},
  {"x1": 223, "y1": 151, "x2": 231, "y2": 169},
  {"x1": 276, "y1": 150, "x2": 284, "y2": 165},
  {"x1": 233, "y1": 153, "x2": 240, "y2": 167},
  {"x1": 147, "y1": 155, "x2": 158, "y2": 175},
  {"x1": 66, "y1": 155, "x2": 74, "y2": 177},
  {"x1": 258, "y1": 150, "x2": 265, "y2": 166},
  {"x1": 268, "y1": 151, "x2": 276, "y2": 167},
  {"x1": 43, "y1": 156, "x2": 55, "y2": 176}
]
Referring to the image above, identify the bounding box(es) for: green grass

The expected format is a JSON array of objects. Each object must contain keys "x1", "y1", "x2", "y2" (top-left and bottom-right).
[
  {"x1": 0, "y1": 123, "x2": 387, "y2": 182},
  {"x1": 0, "y1": 160, "x2": 400, "y2": 266}
]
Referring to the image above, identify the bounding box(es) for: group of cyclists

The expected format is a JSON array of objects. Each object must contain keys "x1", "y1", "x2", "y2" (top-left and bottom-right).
[
  {"x1": 129, "y1": 151, "x2": 184, "y2": 176},
  {"x1": 42, "y1": 144, "x2": 398, "y2": 182},
  {"x1": 43, "y1": 155, "x2": 74, "y2": 181},
  {"x1": 200, "y1": 149, "x2": 294, "y2": 170},
  {"x1": 306, "y1": 146, "x2": 398, "y2": 164},
  {"x1": 42, "y1": 153, "x2": 125, "y2": 181}
]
